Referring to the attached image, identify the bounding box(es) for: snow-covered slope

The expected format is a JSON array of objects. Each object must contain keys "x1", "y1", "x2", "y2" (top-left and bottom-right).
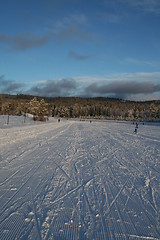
[{"x1": 0, "y1": 116, "x2": 160, "y2": 239}]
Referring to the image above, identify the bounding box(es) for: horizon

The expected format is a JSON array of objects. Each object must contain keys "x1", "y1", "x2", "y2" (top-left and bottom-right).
[
  {"x1": 1, "y1": 93, "x2": 160, "y2": 103},
  {"x1": 0, "y1": 0, "x2": 160, "y2": 101}
]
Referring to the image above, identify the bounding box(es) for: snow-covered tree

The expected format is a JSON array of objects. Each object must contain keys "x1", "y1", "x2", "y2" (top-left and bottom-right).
[
  {"x1": 28, "y1": 97, "x2": 40, "y2": 120},
  {"x1": 28, "y1": 97, "x2": 47, "y2": 121}
]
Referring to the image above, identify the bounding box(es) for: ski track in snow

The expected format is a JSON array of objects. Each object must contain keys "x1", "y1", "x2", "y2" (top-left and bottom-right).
[{"x1": 0, "y1": 116, "x2": 160, "y2": 240}]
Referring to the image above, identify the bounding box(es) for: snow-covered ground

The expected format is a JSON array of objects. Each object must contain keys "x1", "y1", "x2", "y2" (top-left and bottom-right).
[{"x1": 0, "y1": 116, "x2": 160, "y2": 240}]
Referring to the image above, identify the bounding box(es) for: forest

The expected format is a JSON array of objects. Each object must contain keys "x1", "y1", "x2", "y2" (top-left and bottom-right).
[{"x1": 0, "y1": 94, "x2": 160, "y2": 122}]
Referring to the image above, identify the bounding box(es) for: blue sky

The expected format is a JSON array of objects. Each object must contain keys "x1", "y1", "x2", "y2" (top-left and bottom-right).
[{"x1": 0, "y1": 0, "x2": 160, "y2": 100}]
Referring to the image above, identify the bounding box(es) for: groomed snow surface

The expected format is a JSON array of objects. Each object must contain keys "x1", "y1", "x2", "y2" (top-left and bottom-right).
[{"x1": 0, "y1": 115, "x2": 160, "y2": 240}]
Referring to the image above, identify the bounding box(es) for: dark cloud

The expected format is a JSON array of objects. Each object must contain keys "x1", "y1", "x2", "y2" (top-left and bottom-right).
[
  {"x1": 69, "y1": 50, "x2": 90, "y2": 61},
  {"x1": 0, "y1": 33, "x2": 49, "y2": 50},
  {"x1": 85, "y1": 81, "x2": 160, "y2": 98},
  {"x1": 28, "y1": 78, "x2": 77, "y2": 97},
  {"x1": 0, "y1": 75, "x2": 24, "y2": 93}
]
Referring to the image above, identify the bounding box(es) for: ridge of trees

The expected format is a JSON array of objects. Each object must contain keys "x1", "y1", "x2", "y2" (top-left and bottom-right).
[{"x1": 0, "y1": 94, "x2": 159, "y2": 122}]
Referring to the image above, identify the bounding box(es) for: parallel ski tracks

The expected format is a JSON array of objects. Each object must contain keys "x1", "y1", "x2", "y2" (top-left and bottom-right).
[{"x1": 0, "y1": 120, "x2": 159, "y2": 239}]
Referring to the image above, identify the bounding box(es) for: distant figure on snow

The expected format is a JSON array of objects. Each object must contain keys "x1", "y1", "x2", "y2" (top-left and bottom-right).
[
  {"x1": 134, "y1": 128, "x2": 137, "y2": 134},
  {"x1": 134, "y1": 122, "x2": 139, "y2": 133}
]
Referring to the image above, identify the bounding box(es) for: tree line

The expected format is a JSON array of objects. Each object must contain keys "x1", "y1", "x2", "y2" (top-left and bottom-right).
[{"x1": 0, "y1": 94, "x2": 159, "y2": 122}]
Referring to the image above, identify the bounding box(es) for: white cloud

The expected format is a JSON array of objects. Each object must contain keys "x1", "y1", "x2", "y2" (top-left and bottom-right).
[
  {"x1": 123, "y1": 57, "x2": 160, "y2": 68},
  {"x1": 120, "y1": 0, "x2": 160, "y2": 15}
]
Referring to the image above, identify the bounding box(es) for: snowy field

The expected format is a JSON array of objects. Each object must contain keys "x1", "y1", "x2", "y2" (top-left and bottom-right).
[{"x1": 0, "y1": 115, "x2": 160, "y2": 240}]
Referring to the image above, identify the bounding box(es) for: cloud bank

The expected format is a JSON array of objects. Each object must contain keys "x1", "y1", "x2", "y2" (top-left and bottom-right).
[{"x1": 1, "y1": 73, "x2": 160, "y2": 101}]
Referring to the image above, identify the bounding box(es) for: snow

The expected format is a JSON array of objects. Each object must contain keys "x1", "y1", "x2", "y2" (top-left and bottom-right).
[{"x1": 0, "y1": 115, "x2": 160, "y2": 240}]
